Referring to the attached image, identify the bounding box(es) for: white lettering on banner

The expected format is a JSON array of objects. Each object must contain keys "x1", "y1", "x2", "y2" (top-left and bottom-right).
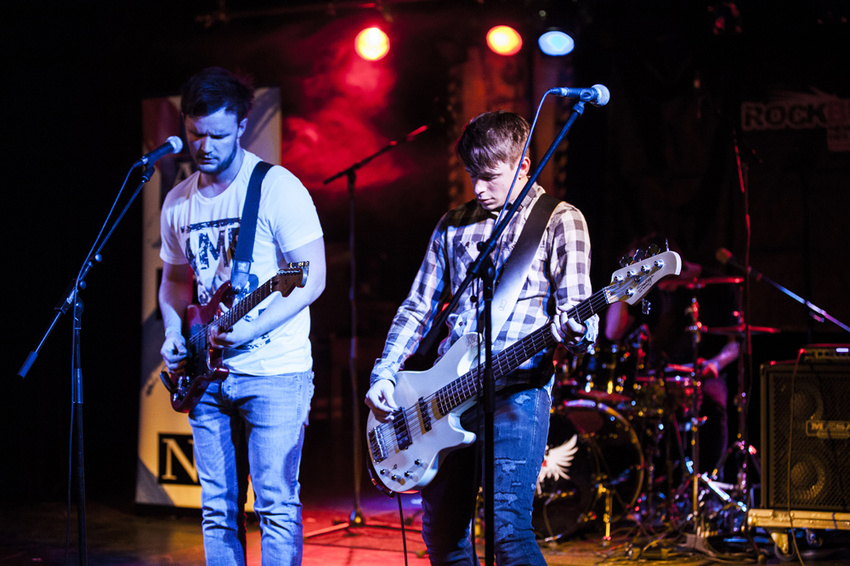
[
  {"x1": 741, "y1": 101, "x2": 828, "y2": 130},
  {"x1": 741, "y1": 91, "x2": 850, "y2": 151},
  {"x1": 826, "y1": 99, "x2": 850, "y2": 151}
]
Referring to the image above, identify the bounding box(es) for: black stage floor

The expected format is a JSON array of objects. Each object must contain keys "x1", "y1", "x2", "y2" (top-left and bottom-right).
[{"x1": 3, "y1": 488, "x2": 850, "y2": 565}]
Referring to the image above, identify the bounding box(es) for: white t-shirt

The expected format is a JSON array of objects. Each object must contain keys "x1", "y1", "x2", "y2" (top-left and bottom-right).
[{"x1": 160, "y1": 150, "x2": 323, "y2": 375}]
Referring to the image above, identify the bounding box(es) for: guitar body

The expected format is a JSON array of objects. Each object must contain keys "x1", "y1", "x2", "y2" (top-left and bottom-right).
[
  {"x1": 366, "y1": 333, "x2": 481, "y2": 493},
  {"x1": 160, "y1": 263, "x2": 309, "y2": 413},
  {"x1": 366, "y1": 248, "x2": 682, "y2": 494},
  {"x1": 168, "y1": 283, "x2": 235, "y2": 412}
]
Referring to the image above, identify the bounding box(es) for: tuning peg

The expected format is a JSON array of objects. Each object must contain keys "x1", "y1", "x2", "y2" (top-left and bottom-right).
[
  {"x1": 619, "y1": 255, "x2": 631, "y2": 268},
  {"x1": 641, "y1": 299, "x2": 651, "y2": 315}
]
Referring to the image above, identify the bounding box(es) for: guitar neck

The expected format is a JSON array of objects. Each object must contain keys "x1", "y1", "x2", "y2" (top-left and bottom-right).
[
  {"x1": 219, "y1": 277, "x2": 276, "y2": 330},
  {"x1": 192, "y1": 277, "x2": 277, "y2": 346},
  {"x1": 439, "y1": 285, "x2": 612, "y2": 414}
]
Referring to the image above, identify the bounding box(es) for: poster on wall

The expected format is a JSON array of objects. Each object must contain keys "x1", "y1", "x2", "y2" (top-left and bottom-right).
[{"x1": 136, "y1": 88, "x2": 281, "y2": 508}]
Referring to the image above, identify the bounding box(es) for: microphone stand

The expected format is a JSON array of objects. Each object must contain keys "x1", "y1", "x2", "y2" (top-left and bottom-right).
[
  {"x1": 431, "y1": 100, "x2": 588, "y2": 566},
  {"x1": 722, "y1": 255, "x2": 850, "y2": 336},
  {"x1": 722, "y1": 126, "x2": 754, "y2": 529},
  {"x1": 16, "y1": 163, "x2": 158, "y2": 566},
  {"x1": 305, "y1": 124, "x2": 429, "y2": 537}
]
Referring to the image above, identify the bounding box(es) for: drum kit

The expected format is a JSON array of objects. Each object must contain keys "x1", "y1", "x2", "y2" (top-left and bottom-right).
[{"x1": 534, "y1": 275, "x2": 779, "y2": 544}]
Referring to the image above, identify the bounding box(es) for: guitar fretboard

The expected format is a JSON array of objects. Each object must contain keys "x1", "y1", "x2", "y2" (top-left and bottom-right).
[
  {"x1": 186, "y1": 265, "x2": 306, "y2": 354},
  {"x1": 434, "y1": 284, "x2": 613, "y2": 416}
]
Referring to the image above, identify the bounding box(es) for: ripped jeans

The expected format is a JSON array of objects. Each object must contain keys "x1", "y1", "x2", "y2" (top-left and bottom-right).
[{"x1": 420, "y1": 382, "x2": 551, "y2": 566}]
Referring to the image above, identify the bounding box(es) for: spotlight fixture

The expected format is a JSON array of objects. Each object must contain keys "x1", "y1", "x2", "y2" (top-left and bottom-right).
[
  {"x1": 355, "y1": 26, "x2": 390, "y2": 61},
  {"x1": 538, "y1": 30, "x2": 574, "y2": 56},
  {"x1": 486, "y1": 25, "x2": 523, "y2": 56}
]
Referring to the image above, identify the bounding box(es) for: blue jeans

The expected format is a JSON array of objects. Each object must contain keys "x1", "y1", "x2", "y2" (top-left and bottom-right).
[
  {"x1": 420, "y1": 384, "x2": 551, "y2": 566},
  {"x1": 189, "y1": 371, "x2": 314, "y2": 566}
]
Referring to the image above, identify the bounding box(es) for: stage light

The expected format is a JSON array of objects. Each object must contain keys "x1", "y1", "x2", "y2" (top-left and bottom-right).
[
  {"x1": 538, "y1": 30, "x2": 574, "y2": 56},
  {"x1": 486, "y1": 25, "x2": 523, "y2": 56},
  {"x1": 355, "y1": 26, "x2": 390, "y2": 61}
]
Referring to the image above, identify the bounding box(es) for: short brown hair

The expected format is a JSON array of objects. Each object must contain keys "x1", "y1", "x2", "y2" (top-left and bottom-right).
[
  {"x1": 455, "y1": 111, "x2": 530, "y2": 177},
  {"x1": 180, "y1": 67, "x2": 255, "y2": 122}
]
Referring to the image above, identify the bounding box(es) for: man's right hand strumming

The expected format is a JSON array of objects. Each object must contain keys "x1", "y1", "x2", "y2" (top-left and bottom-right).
[
  {"x1": 364, "y1": 379, "x2": 398, "y2": 423},
  {"x1": 161, "y1": 330, "x2": 188, "y2": 372}
]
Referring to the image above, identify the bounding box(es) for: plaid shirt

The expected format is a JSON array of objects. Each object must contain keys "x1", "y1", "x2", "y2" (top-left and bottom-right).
[{"x1": 370, "y1": 184, "x2": 598, "y2": 388}]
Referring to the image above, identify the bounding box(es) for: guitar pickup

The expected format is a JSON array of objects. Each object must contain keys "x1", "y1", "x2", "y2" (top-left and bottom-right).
[
  {"x1": 392, "y1": 408, "x2": 412, "y2": 451},
  {"x1": 418, "y1": 397, "x2": 432, "y2": 432}
]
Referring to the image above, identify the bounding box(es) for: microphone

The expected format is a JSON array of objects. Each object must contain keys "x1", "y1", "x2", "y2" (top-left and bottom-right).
[
  {"x1": 716, "y1": 247, "x2": 760, "y2": 280},
  {"x1": 548, "y1": 84, "x2": 610, "y2": 107},
  {"x1": 134, "y1": 136, "x2": 183, "y2": 167}
]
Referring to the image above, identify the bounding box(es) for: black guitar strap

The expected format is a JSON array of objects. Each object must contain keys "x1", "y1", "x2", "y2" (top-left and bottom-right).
[{"x1": 231, "y1": 161, "x2": 273, "y2": 294}]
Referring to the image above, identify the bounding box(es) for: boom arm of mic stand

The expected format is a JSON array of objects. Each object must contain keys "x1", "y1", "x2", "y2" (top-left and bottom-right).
[
  {"x1": 730, "y1": 262, "x2": 850, "y2": 334},
  {"x1": 15, "y1": 160, "x2": 142, "y2": 378},
  {"x1": 322, "y1": 124, "x2": 429, "y2": 185}
]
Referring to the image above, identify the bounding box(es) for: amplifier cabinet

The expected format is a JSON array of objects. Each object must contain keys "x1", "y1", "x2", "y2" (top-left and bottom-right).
[{"x1": 760, "y1": 361, "x2": 850, "y2": 512}]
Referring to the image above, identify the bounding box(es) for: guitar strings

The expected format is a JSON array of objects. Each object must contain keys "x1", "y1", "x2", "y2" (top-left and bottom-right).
[
  {"x1": 370, "y1": 287, "x2": 615, "y2": 455},
  {"x1": 370, "y1": 259, "x2": 671, "y2": 477},
  {"x1": 185, "y1": 277, "x2": 279, "y2": 354}
]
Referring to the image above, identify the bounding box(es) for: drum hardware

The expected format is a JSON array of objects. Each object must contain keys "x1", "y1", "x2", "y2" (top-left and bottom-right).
[
  {"x1": 680, "y1": 276, "x2": 745, "y2": 290},
  {"x1": 703, "y1": 324, "x2": 780, "y2": 335},
  {"x1": 600, "y1": 484, "x2": 614, "y2": 546},
  {"x1": 539, "y1": 276, "x2": 761, "y2": 546},
  {"x1": 533, "y1": 399, "x2": 645, "y2": 542},
  {"x1": 671, "y1": 279, "x2": 757, "y2": 544},
  {"x1": 571, "y1": 324, "x2": 649, "y2": 408}
]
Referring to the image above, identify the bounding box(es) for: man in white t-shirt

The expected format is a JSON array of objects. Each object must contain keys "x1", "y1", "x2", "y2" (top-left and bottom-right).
[{"x1": 159, "y1": 67, "x2": 326, "y2": 565}]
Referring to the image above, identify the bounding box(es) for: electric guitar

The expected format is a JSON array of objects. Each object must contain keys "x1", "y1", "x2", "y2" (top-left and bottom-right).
[
  {"x1": 366, "y1": 249, "x2": 681, "y2": 494},
  {"x1": 160, "y1": 262, "x2": 309, "y2": 413}
]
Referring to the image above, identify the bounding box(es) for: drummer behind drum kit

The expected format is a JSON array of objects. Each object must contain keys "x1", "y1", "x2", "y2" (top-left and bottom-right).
[{"x1": 534, "y1": 274, "x2": 778, "y2": 543}]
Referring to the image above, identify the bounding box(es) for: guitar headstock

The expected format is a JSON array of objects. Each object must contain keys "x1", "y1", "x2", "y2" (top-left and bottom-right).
[
  {"x1": 604, "y1": 248, "x2": 681, "y2": 306},
  {"x1": 275, "y1": 261, "x2": 310, "y2": 296}
]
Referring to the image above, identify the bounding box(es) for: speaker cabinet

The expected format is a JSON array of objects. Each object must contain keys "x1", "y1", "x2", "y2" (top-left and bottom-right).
[{"x1": 761, "y1": 361, "x2": 850, "y2": 512}]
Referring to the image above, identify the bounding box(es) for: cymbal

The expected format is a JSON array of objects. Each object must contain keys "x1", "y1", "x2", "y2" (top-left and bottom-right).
[
  {"x1": 704, "y1": 324, "x2": 781, "y2": 335},
  {"x1": 680, "y1": 276, "x2": 744, "y2": 289},
  {"x1": 663, "y1": 363, "x2": 695, "y2": 374}
]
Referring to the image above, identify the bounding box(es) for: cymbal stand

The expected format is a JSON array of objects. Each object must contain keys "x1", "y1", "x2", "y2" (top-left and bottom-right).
[
  {"x1": 713, "y1": 284, "x2": 758, "y2": 511},
  {"x1": 683, "y1": 295, "x2": 702, "y2": 525},
  {"x1": 678, "y1": 292, "x2": 747, "y2": 538}
]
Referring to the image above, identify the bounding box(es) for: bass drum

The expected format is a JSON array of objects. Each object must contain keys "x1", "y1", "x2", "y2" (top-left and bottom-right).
[{"x1": 533, "y1": 399, "x2": 644, "y2": 541}]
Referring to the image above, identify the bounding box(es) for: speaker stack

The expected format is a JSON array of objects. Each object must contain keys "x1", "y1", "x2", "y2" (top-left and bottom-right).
[{"x1": 749, "y1": 345, "x2": 850, "y2": 542}]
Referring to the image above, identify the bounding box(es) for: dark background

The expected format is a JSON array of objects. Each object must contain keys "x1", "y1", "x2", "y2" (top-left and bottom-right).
[{"x1": 3, "y1": 0, "x2": 849, "y2": 511}]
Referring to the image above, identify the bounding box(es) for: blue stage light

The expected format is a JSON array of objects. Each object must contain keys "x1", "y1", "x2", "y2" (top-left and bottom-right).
[{"x1": 538, "y1": 30, "x2": 574, "y2": 56}]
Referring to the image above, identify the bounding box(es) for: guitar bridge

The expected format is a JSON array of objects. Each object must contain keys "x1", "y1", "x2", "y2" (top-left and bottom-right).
[{"x1": 368, "y1": 426, "x2": 387, "y2": 463}]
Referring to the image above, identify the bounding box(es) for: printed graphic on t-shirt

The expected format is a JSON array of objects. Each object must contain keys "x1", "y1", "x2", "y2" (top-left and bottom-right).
[
  {"x1": 181, "y1": 217, "x2": 239, "y2": 306},
  {"x1": 179, "y1": 216, "x2": 272, "y2": 352}
]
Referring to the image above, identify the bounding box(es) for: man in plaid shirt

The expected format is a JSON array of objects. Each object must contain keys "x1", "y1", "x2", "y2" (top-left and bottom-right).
[{"x1": 365, "y1": 110, "x2": 598, "y2": 565}]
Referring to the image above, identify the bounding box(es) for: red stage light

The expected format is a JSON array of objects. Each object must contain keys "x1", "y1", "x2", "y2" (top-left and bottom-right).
[
  {"x1": 355, "y1": 26, "x2": 390, "y2": 61},
  {"x1": 486, "y1": 25, "x2": 523, "y2": 56}
]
